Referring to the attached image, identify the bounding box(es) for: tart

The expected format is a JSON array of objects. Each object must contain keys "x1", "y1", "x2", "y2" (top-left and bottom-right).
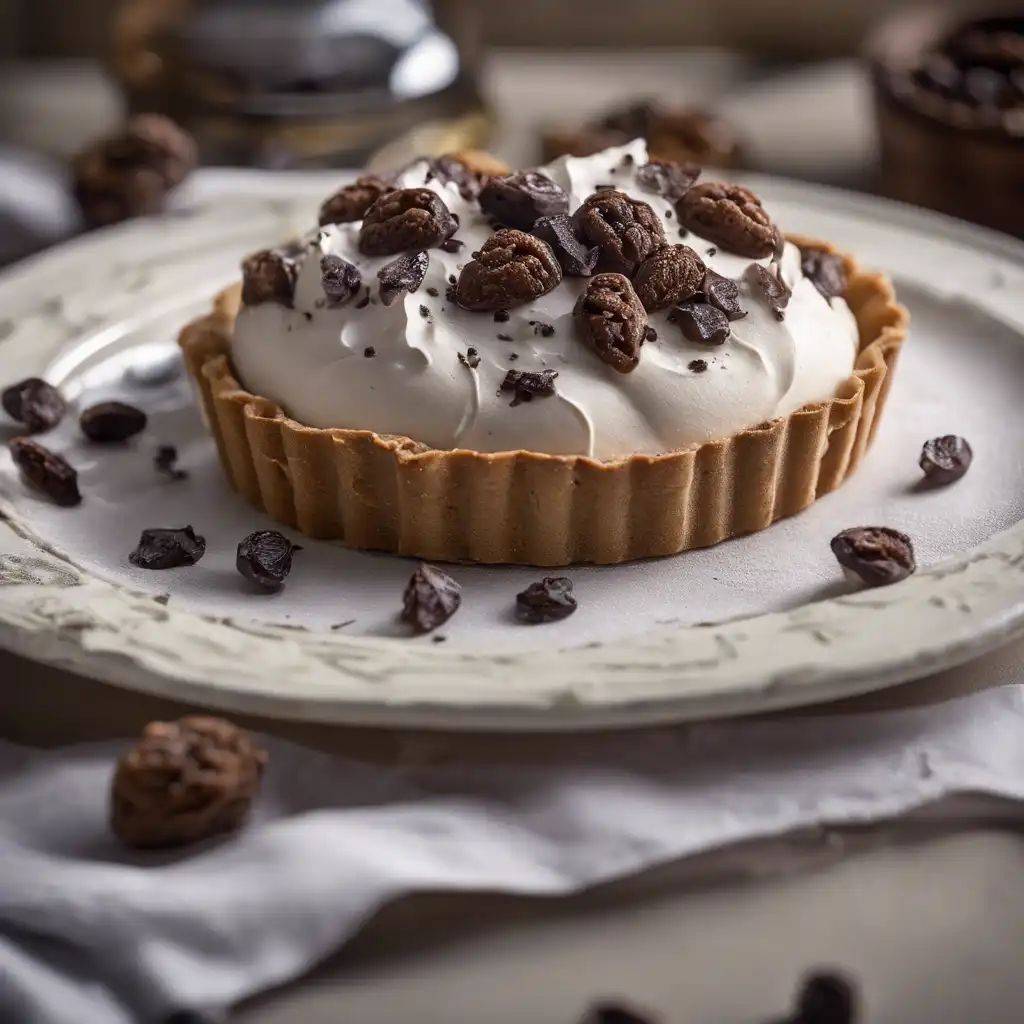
[{"x1": 180, "y1": 142, "x2": 907, "y2": 566}]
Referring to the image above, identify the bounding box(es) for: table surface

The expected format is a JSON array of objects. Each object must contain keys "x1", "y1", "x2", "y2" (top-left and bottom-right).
[{"x1": 2, "y1": 49, "x2": 1023, "y2": 1024}]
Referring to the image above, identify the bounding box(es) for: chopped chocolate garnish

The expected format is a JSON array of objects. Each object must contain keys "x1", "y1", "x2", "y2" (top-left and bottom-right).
[
  {"x1": 572, "y1": 189, "x2": 666, "y2": 276},
  {"x1": 242, "y1": 249, "x2": 299, "y2": 308},
  {"x1": 574, "y1": 273, "x2": 648, "y2": 373},
  {"x1": 236, "y1": 530, "x2": 301, "y2": 592},
  {"x1": 635, "y1": 159, "x2": 701, "y2": 201},
  {"x1": 645, "y1": 326, "x2": 658, "y2": 342},
  {"x1": 501, "y1": 368, "x2": 559, "y2": 406},
  {"x1": 800, "y1": 247, "x2": 848, "y2": 302},
  {"x1": 419, "y1": 304, "x2": 431, "y2": 320},
  {"x1": 478, "y1": 171, "x2": 570, "y2": 230},
  {"x1": 531, "y1": 321, "x2": 556, "y2": 338},
  {"x1": 9, "y1": 438, "x2": 81, "y2": 506},
  {"x1": 497, "y1": 333, "x2": 513, "y2": 342},
  {"x1": 795, "y1": 971, "x2": 857, "y2": 1024},
  {"x1": 458, "y1": 348, "x2": 481, "y2": 369},
  {"x1": 303, "y1": 311, "x2": 313, "y2": 321},
  {"x1": 2, "y1": 378, "x2": 66, "y2": 433},
  {"x1": 319, "y1": 175, "x2": 394, "y2": 226},
  {"x1": 577, "y1": 1001, "x2": 659, "y2": 1024},
  {"x1": 508, "y1": 352, "x2": 519, "y2": 360},
  {"x1": 831, "y1": 527, "x2": 916, "y2": 588},
  {"x1": 494, "y1": 309, "x2": 510, "y2": 322},
  {"x1": 676, "y1": 181, "x2": 777, "y2": 258},
  {"x1": 129, "y1": 526, "x2": 206, "y2": 570},
  {"x1": 700, "y1": 268, "x2": 747, "y2": 321},
  {"x1": 622, "y1": 153, "x2": 635, "y2": 166},
  {"x1": 456, "y1": 229, "x2": 562, "y2": 312},
  {"x1": 665, "y1": 209, "x2": 673, "y2": 219},
  {"x1": 748, "y1": 264, "x2": 792, "y2": 321},
  {"x1": 320, "y1": 254, "x2": 362, "y2": 306},
  {"x1": 706, "y1": 246, "x2": 717, "y2": 256},
  {"x1": 79, "y1": 401, "x2": 147, "y2": 443},
  {"x1": 633, "y1": 244, "x2": 706, "y2": 312},
  {"x1": 440, "y1": 237, "x2": 464, "y2": 254},
  {"x1": 448, "y1": 273, "x2": 457, "y2": 285},
  {"x1": 154, "y1": 444, "x2": 187, "y2": 481},
  {"x1": 377, "y1": 250, "x2": 429, "y2": 306},
  {"x1": 516, "y1": 577, "x2": 578, "y2": 624},
  {"x1": 531, "y1": 213, "x2": 600, "y2": 277},
  {"x1": 445, "y1": 285, "x2": 458, "y2": 302},
  {"x1": 920, "y1": 435, "x2": 973, "y2": 484},
  {"x1": 426, "y1": 286, "x2": 440, "y2": 297},
  {"x1": 359, "y1": 188, "x2": 457, "y2": 256},
  {"x1": 111, "y1": 716, "x2": 266, "y2": 850},
  {"x1": 689, "y1": 358, "x2": 708, "y2": 373},
  {"x1": 364, "y1": 346, "x2": 376, "y2": 358},
  {"x1": 401, "y1": 564, "x2": 461, "y2": 634},
  {"x1": 669, "y1": 301, "x2": 730, "y2": 346}
]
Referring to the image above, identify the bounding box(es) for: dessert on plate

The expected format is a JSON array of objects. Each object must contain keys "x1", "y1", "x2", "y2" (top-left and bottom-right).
[{"x1": 180, "y1": 141, "x2": 907, "y2": 565}]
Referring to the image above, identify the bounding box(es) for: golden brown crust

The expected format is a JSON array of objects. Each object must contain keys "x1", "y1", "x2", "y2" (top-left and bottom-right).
[{"x1": 181, "y1": 235, "x2": 907, "y2": 565}]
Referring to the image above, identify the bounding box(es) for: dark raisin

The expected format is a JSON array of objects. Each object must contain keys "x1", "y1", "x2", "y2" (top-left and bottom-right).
[
  {"x1": 668, "y1": 301, "x2": 730, "y2": 345},
  {"x1": 236, "y1": 530, "x2": 301, "y2": 591},
  {"x1": 831, "y1": 527, "x2": 916, "y2": 588},
  {"x1": 456, "y1": 229, "x2": 562, "y2": 312},
  {"x1": 79, "y1": 401, "x2": 147, "y2": 443},
  {"x1": 676, "y1": 182, "x2": 777, "y2": 258},
  {"x1": 478, "y1": 171, "x2": 570, "y2": 230},
  {"x1": 320, "y1": 255, "x2": 362, "y2": 306},
  {"x1": 800, "y1": 247, "x2": 847, "y2": 302},
  {"x1": 129, "y1": 526, "x2": 206, "y2": 570},
  {"x1": 700, "y1": 268, "x2": 747, "y2": 321},
  {"x1": 154, "y1": 444, "x2": 187, "y2": 481},
  {"x1": 501, "y1": 369, "x2": 559, "y2": 406},
  {"x1": 516, "y1": 577, "x2": 578, "y2": 624},
  {"x1": 401, "y1": 564, "x2": 461, "y2": 634},
  {"x1": 531, "y1": 213, "x2": 600, "y2": 277},
  {"x1": 9, "y1": 438, "x2": 81, "y2": 506},
  {"x1": 748, "y1": 264, "x2": 791, "y2": 321},
  {"x1": 377, "y1": 251, "x2": 428, "y2": 306},
  {"x1": 920, "y1": 435, "x2": 973, "y2": 484},
  {"x1": 2, "y1": 378, "x2": 66, "y2": 433},
  {"x1": 574, "y1": 273, "x2": 648, "y2": 373}
]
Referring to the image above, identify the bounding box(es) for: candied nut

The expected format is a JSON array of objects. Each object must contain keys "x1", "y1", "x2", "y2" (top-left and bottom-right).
[
  {"x1": 501, "y1": 368, "x2": 559, "y2": 406},
  {"x1": 377, "y1": 251, "x2": 429, "y2": 306},
  {"x1": 319, "y1": 254, "x2": 362, "y2": 307},
  {"x1": 478, "y1": 171, "x2": 570, "y2": 231},
  {"x1": 796, "y1": 971, "x2": 857, "y2": 1024},
  {"x1": 700, "y1": 268, "x2": 747, "y2": 321},
  {"x1": 358, "y1": 188, "x2": 456, "y2": 256},
  {"x1": 456, "y1": 229, "x2": 562, "y2": 312},
  {"x1": 73, "y1": 114, "x2": 197, "y2": 228},
  {"x1": 154, "y1": 444, "x2": 188, "y2": 481},
  {"x1": 2, "y1": 378, "x2": 66, "y2": 433},
  {"x1": 9, "y1": 438, "x2": 81, "y2": 506},
  {"x1": 319, "y1": 175, "x2": 394, "y2": 225},
  {"x1": 516, "y1": 577, "x2": 578, "y2": 624},
  {"x1": 577, "y1": 1001, "x2": 660, "y2": 1024},
  {"x1": 920, "y1": 435, "x2": 973, "y2": 484},
  {"x1": 668, "y1": 301, "x2": 731, "y2": 345},
  {"x1": 800, "y1": 247, "x2": 848, "y2": 302},
  {"x1": 242, "y1": 249, "x2": 300, "y2": 308},
  {"x1": 747, "y1": 264, "x2": 792, "y2": 321},
  {"x1": 79, "y1": 401, "x2": 147, "y2": 443},
  {"x1": 531, "y1": 213, "x2": 599, "y2": 277},
  {"x1": 831, "y1": 527, "x2": 916, "y2": 588},
  {"x1": 129, "y1": 526, "x2": 206, "y2": 570},
  {"x1": 633, "y1": 244, "x2": 706, "y2": 312},
  {"x1": 574, "y1": 273, "x2": 648, "y2": 374},
  {"x1": 401, "y1": 564, "x2": 461, "y2": 634},
  {"x1": 635, "y1": 160, "x2": 701, "y2": 202},
  {"x1": 676, "y1": 182, "x2": 777, "y2": 258},
  {"x1": 237, "y1": 530, "x2": 302, "y2": 591},
  {"x1": 110, "y1": 716, "x2": 267, "y2": 850},
  {"x1": 572, "y1": 189, "x2": 665, "y2": 277}
]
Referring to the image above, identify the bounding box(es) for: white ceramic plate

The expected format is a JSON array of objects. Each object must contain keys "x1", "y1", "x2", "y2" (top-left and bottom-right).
[{"x1": 0, "y1": 171, "x2": 1023, "y2": 730}]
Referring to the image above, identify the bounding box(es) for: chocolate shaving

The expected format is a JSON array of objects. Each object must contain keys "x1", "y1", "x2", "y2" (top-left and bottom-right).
[
  {"x1": 377, "y1": 251, "x2": 428, "y2": 306},
  {"x1": 501, "y1": 368, "x2": 559, "y2": 406}
]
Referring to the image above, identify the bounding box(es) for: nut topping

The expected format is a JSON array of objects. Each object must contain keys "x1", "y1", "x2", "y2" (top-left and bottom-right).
[
  {"x1": 455, "y1": 229, "x2": 562, "y2": 312},
  {"x1": 478, "y1": 171, "x2": 570, "y2": 231},
  {"x1": 574, "y1": 273, "x2": 648, "y2": 373},
  {"x1": 319, "y1": 175, "x2": 395, "y2": 225},
  {"x1": 831, "y1": 527, "x2": 916, "y2": 588},
  {"x1": 358, "y1": 188, "x2": 457, "y2": 256},
  {"x1": 676, "y1": 182, "x2": 777, "y2": 258},
  {"x1": 572, "y1": 189, "x2": 666, "y2": 276},
  {"x1": 633, "y1": 244, "x2": 706, "y2": 312}
]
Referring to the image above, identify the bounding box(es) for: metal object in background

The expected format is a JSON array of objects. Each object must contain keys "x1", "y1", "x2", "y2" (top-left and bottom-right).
[{"x1": 111, "y1": 0, "x2": 490, "y2": 168}]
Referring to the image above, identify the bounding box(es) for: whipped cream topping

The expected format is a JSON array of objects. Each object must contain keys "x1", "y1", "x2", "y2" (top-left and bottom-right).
[{"x1": 231, "y1": 140, "x2": 859, "y2": 460}]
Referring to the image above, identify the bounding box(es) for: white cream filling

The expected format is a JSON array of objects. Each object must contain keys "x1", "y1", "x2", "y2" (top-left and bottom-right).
[{"x1": 232, "y1": 140, "x2": 859, "y2": 460}]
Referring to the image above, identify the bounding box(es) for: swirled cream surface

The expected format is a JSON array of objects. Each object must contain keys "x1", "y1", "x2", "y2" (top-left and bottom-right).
[{"x1": 231, "y1": 140, "x2": 859, "y2": 460}]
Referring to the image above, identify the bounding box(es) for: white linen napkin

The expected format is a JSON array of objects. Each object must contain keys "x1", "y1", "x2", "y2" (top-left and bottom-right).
[{"x1": 3, "y1": 685, "x2": 1024, "y2": 1024}]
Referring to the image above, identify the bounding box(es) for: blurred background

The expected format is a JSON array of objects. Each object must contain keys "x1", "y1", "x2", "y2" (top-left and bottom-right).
[{"x1": 0, "y1": 0, "x2": 1020, "y2": 264}]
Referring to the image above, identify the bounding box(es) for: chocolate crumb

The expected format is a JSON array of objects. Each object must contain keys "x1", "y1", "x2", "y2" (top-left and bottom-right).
[
  {"x1": 432, "y1": 635, "x2": 448, "y2": 643},
  {"x1": 494, "y1": 309, "x2": 510, "y2": 323},
  {"x1": 595, "y1": 184, "x2": 616, "y2": 191},
  {"x1": 401, "y1": 564, "x2": 461, "y2": 634},
  {"x1": 440, "y1": 237, "x2": 464, "y2": 254},
  {"x1": 707, "y1": 246, "x2": 717, "y2": 256},
  {"x1": 531, "y1": 321, "x2": 555, "y2": 338},
  {"x1": 2, "y1": 378, "x2": 66, "y2": 433},
  {"x1": 154, "y1": 444, "x2": 188, "y2": 481},
  {"x1": 509, "y1": 352, "x2": 519, "y2": 360},
  {"x1": 79, "y1": 401, "x2": 147, "y2": 443},
  {"x1": 645, "y1": 326, "x2": 658, "y2": 343},
  {"x1": 129, "y1": 526, "x2": 206, "y2": 570},
  {"x1": 303, "y1": 311, "x2": 313, "y2": 321},
  {"x1": 501, "y1": 368, "x2": 558, "y2": 406},
  {"x1": 458, "y1": 348, "x2": 481, "y2": 370},
  {"x1": 665, "y1": 209, "x2": 673, "y2": 219},
  {"x1": 419, "y1": 304, "x2": 431, "y2": 320},
  {"x1": 795, "y1": 971, "x2": 858, "y2": 1024},
  {"x1": 364, "y1": 346, "x2": 376, "y2": 358},
  {"x1": 448, "y1": 273, "x2": 457, "y2": 285},
  {"x1": 426, "y1": 287, "x2": 439, "y2": 297},
  {"x1": 689, "y1": 359, "x2": 708, "y2": 373},
  {"x1": 516, "y1": 577, "x2": 577, "y2": 624},
  {"x1": 497, "y1": 333, "x2": 513, "y2": 342},
  {"x1": 623, "y1": 153, "x2": 635, "y2": 166}
]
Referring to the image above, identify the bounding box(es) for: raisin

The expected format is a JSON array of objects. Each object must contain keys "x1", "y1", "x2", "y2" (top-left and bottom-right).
[
  {"x1": 455, "y1": 229, "x2": 562, "y2": 312},
  {"x1": 358, "y1": 188, "x2": 457, "y2": 256},
  {"x1": 572, "y1": 189, "x2": 665, "y2": 276},
  {"x1": 531, "y1": 213, "x2": 600, "y2": 277},
  {"x1": 574, "y1": 273, "x2": 648, "y2": 373},
  {"x1": 129, "y1": 526, "x2": 206, "y2": 570},
  {"x1": 318, "y1": 175, "x2": 394, "y2": 225},
  {"x1": 320, "y1": 255, "x2": 362, "y2": 306},
  {"x1": 676, "y1": 182, "x2": 777, "y2": 258},
  {"x1": 79, "y1": 401, "x2": 147, "y2": 443},
  {"x1": 2, "y1": 378, "x2": 66, "y2": 433},
  {"x1": 633, "y1": 244, "x2": 706, "y2": 312},
  {"x1": 401, "y1": 564, "x2": 461, "y2": 634},
  {"x1": 478, "y1": 171, "x2": 570, "y2": 231},
  {"x1": 9, "y1": 438, "x2": 81, "y2": 506},
  {"x1": 516, "y1": 577, "x2": 578, "y2": 624},
  {"x1": 377, "y1": 251, "x2": 429, "y2": 306},
  {"x1": 920, "y1": 435, "x2": 973, "y2": 484},
  {"x1": 831, "y1": 527, "x2": 916, "y2": 588},
  {"x1": 236, "y1": 530, "x2": 301, "y2": 591}
]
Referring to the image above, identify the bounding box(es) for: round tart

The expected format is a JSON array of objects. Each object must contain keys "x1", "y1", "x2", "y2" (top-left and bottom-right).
[{"x1": 180, "y1": 143, "x2": 907, "y2": 565}]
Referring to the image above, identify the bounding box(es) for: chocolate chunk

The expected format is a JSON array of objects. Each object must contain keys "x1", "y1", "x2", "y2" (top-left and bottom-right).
[
  {"x1": 494, "y1": 309, "x2": 510, "y2": 322},
  {"x1": 635, "y1": 159, "x2": 701, "y2": 201},
  {"x1": 478, "y1": 171, "x2": 570, "y2": 230},
  {"x1": 531, "y1": 213, "x2": 600, "y2": 277},
  {"x1": 79, "y1": 401, "x2": 147, "y2": 443},
  {"x1": 516, "y1": 577, "x2": 578, "y2": 624},
  {"x1": 531, "y1": 321, "x2": 556, "y2": 338},
  {"x1": 577, "y1": 1002, "x2": 659, "y2": 1024},
  {"x1": 319, "y1": 175, "x2": 394, "y2": 225},
  {"x1": 831, "y1": 527, "x2": 916, "y2": 588},
  {"x1": 364, "y1": 346, "x2": 376, "y2": 358},
  {"x1": 796, "y1": 971, "x2": 857, "y2": 1024},
  {"x1": 458, "y1": 348, "x2": 481, "y2": 369},
  {"x1": 688, "y1": 359, "x2": 708, "y2": 373},
  {"x1": 920, "y1": 435, "x2": 973, "y2": 484},
  {"x1": 320, "y1": 255, "x2": 362, "y2": 306},
  {"x1": 633, "y1": 244, "x2": 706, "y2": 312},
  {"x1": 359, "y1": 188, "x2": 457, "y2": 256},
  {"x1": 242, "y1": 249, "x2": 300, "y2": 308},
  {"x1": 501, "y1": 368, "x2": 559, "y2": 406},
  {"x1": 456, "y1": 229, "x2": 562, "y2": 312},
  {"x1": 2, "y1": 378, "x2": 66, "y2": 433},
  {"x1": 676, "y1": 182, "x2": 777, "y2": 258},
  {"x1": 700, "y1": 268, "x2": 747, "y2": 320},
  {"x1": 572, "y1": 189, "x2": 666, "y2": 276},
  {"x1": 800, "y1": 247, "x2": 848, "y2": 302},
  {"x1": 110, "y1": 716, "x2": 266, "y2": 850},
  {"x1": 236, "y1": 530, "x2": 301, "y2": 591},
  {"x1": 574, "y1": 273, "x2": 648, "y2": 373},
  {"x1": 154, "y1": 444, "x2": 187, "y2": 481},
  {"x1": 440, "y1": 237, "x2": 464, "y2": 254},
  {"x1": 9, "y1": 438, "x2": 81, "y2": 506},
  {"x1": 669, "y1": 301, "x2": 730, "y2": 345},
  {"x1": 748, "y1": 264, "x2": 792, "y2": 321},
  {"x1": 401, "y1": 564, "x2": 461, "y2": 634},
  {"x1": 129, "y1": 526, "x2": 206, "y2": 570},
  {"x1": 377, "y1": 250, "x2": 429, "y2": 306},
  {"x1": 645, "y1": 326, "x2": 658, "y2": 342}
]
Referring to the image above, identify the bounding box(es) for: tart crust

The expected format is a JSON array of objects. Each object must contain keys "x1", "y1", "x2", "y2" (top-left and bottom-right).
[{"x1": 180, "y1": 237, "x2": 907, "y2": 566}]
